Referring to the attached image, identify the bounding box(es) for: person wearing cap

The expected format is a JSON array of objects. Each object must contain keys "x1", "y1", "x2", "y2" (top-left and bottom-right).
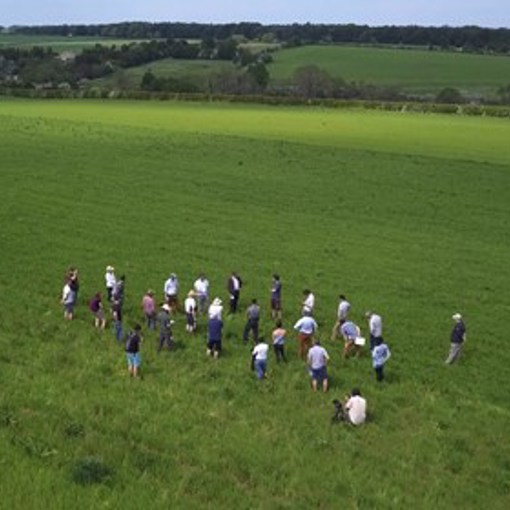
[
  {"x1": 331, "y1": 294, "x2": 351, "y2": 340},
  {"x1": 344, "y1": 388, "x2": 367, "y2": 425},
  {"x1": 302, "y1": 289, "x2": 315, "y2": 315},
  {"x1": 184, "y1": 291, "x2": 197, "y2": 333},
  {"x1": 193, "y1": 273, "x2": 210, "y2": 314},
  {"x1": 141, "y1": 290, "x2": 157, "y2": 330},
  {"x1": 307, "y1": 339, "x2": 330, "y2": 392},
  {"x1": 251, "y1": 338, "x2": 269, "y2": 380},
  {"x1": 105, "y1": 266, "x2": 116, "y2": 302},
  {"x1": 445, "y1": 313, "x2": 467, "y2": 364},
  {"x1": 243, "y1": 298, "x2": 261, "y2": 344},
  {"x1": 365, "y1": 310, "x2": 383, "y2": 351},
  {"x1": 157, "y1": 303, "x2": 174, "y2": 352},
  {"x1": 208, "y1": 297, "x2": 223, "y2": 320},
  {"x1": 294, "y1": 311, "x2": 318, "y2": 360}
]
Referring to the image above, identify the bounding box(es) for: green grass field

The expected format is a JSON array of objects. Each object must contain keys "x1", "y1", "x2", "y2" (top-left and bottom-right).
[
  {"x1": 269, "y1": 45, "x2": 510, "y2": 96},
  {"x1": 94, "y1": 58, "x2": 236, "y2": 89},
  {"x1": 1, "y1": 99, "x2": 509, "y2": 509},
  {"x1": 0, "y1": 34, "x2": 151, "y2": 52}
]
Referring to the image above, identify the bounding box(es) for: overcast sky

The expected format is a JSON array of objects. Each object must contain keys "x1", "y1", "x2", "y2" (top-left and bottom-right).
[{"x1": 1, "y1": 1, "x2": 509, "y2": 28}]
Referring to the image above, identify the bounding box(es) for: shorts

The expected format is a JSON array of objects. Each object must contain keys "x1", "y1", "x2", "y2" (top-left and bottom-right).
[
  {"x1": 271, "y1": 298, "x2": 281, "y2": 311},
  {"x1": 207, "y1": 339, "x2": 222, "y2": 352},
  {"x1": 126, "y1": 352, "x2": 141, "y2": 368},
  {"x1": 95, "y1": 309, "x2": 105, "y2": 320},
  {"x1": 64, "y1": 302, "x2": 74, "y2": 313},
  {"x1": 311, "y1": 366, "x2": 327, "y2": 381}
]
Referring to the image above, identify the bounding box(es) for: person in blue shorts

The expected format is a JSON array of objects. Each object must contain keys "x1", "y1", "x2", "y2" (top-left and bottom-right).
[
  {"x1": 125, "y1": 324, "x2": 143, "y2": 378},
  {"x1": 307, "y1": 339, "x2": 330, "y2": 392}
]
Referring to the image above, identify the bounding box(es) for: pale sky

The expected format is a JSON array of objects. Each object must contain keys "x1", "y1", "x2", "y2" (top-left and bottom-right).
[{"x1": 1, "y1": 1, "x2": 509, "y2": 28}]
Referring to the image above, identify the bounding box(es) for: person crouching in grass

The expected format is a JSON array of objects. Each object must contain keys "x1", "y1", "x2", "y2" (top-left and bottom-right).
[
  {"x1": 125, "y1": 324, "x2": 143, "y2": 378},
  {"x1": 89, "y1": 292, "x2": 106, "y2": 330}
]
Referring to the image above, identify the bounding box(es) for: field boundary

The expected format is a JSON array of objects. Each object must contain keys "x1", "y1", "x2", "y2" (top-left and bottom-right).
[{"x1": 2, "y1": 87, "x2": 510, "y2": 118}]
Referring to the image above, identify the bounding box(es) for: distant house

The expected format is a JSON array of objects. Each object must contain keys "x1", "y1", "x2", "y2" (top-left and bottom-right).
[{"x1": 59, "y1": 51, "x2": 76, "y2": 62}]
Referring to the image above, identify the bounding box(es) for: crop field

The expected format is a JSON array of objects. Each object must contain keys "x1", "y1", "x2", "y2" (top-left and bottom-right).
[
  {"x1": 269, "y1": 45, "x2": 510, "y2": 96},
  {"x1": 0, "y1": 99, "x2": 509, "y2": 509},
  {"x1": 0, "y1": 34, "x2": 151, "y2": 52}
]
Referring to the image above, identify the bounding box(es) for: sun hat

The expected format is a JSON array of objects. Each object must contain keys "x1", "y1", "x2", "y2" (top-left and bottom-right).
[
  {"x1": 212, "y1": 297, "x2": 222, "y2": 306},
  {"x1": 162, "y1": 304, "x2": 171, "y2": 312},
  {"x1": 106, "y1": 265, "x2": 114, "y2": 271},
  {"x1": 452, "y1": 313, "x2": 462, "y2": 321}
]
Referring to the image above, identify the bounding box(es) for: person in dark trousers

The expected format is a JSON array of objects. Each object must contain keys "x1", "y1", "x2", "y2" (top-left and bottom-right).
[
  {"x1": 272, "y1": 320, "x2": 287, "y2": 363},
  {"x1": 372, "y1": 337, "x2": 391, "y2": 381},
  {"x1": 112, "y1": 298, "x2": 123, "y2": 342},
  {"x1": 207, "y1": 316, "x2": 223, "y2": 358},
  {"x1": 270, "y1": 274, "x2": 282, "y2": 321},
  {"x1": 125, "y1": 324, "x2": 143, "y2": 378},
  {"x1": 243, "y1": 298, "x2": 260, "y2": 344},
  {"x1": 157, "y1": 303, "x2": 174, "y2": 352},
  {"x1": 445, "y1": 313, "x2": 466, "y2": 364},
  {"x1": 227, "y1": 271, "x2": 242, "y2": 314}
]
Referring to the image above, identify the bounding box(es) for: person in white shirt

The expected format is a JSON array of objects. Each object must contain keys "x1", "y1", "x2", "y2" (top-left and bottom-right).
[
  {"x1": 61, "y1": 282, "x2": 75, "y2": 320},
  {"x1": 294, "y1": 312, "x2": 318, "y2": 360},
  {"x1": 365, "y1": 311, "x2": 383, "y2": 351},
  {"x1": 184, "y1": 291, "x2": 197, "y2": 333},
  {"x1": 193, "y1": 273, "x2": 209, "y2": 314},
  {"x1": 227, "y1": 272, "x2": 242, "y2": 314},
  {"x1": 307, "y1": 339, "x2": 330, "y2": 392},
  {"x1": 331, "y1": 294, "x2": 351, "y2": 340},
  {"x1": 208, "y1": 297, "x2": 223, "y2": 320},
  {"x1": 164, "y1": 273, "x2": 179, "y2": 311},
  {"x1": 105, "y1": 265, "x2": 116, "y2": 302},
  {"x1": 252, "y1": 339, "x2": 269, "y2": 379},
  {"x1": 344, "y1": 388, "x2": 367, "y2": 426},
  {"x1": 302, "y1": 289, "x2": 315, "y2": 314}
]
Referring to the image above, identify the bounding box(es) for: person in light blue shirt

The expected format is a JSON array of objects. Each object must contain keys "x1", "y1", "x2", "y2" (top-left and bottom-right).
[
  {"x1": 340, "y1": 320, "x2": 360, "y2": 359},
  {"x1": 372, "y1": 338, "x2": 391, "y2": 381}
]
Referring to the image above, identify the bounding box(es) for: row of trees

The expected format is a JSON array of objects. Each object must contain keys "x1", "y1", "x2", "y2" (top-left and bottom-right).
[
  {"x1": 0, "y1": 37, "x2": 270, "y2": 86},
  {"x1": 12, "y1": 22, "x2": 510, "y2": 54}
]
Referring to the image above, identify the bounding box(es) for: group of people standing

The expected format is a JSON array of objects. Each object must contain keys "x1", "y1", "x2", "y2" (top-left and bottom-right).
[{"x1": 60, "y1": 265, "x2": 467, "y2": 425}]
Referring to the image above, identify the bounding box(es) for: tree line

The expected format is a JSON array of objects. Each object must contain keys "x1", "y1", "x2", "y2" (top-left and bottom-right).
[{"x1": 10, "y1": 22, "x2": 510, "y2": 54}]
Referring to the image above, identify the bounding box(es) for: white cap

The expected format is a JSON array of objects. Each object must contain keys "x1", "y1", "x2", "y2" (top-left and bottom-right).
[{"x1": 452, "y1": 313, "x2": 462, "y2": 321}]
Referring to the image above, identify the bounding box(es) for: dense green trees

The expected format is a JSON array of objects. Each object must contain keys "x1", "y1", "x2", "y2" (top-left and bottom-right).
[{"x1": 13, "y1": 22, "x2": 510, "y2": 54}]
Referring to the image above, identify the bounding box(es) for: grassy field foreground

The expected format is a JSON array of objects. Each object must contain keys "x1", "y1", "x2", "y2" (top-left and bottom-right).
[{"x1": 0, "y1": 100, "x2": 509, "y2": 509}]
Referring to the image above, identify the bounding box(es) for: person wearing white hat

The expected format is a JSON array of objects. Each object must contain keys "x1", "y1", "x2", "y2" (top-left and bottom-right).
[
  {"x1": 445, "y1": 313, "x2": 466, "y2": 364},
  {"x1": 104, "y1": 266, "x2": 116, "y2": 302},
  {"x1": 208, "y1": 297, "x2": 223, "y2": 320},
  {"x1": 157, "y1": 303, "x2": 174, "y2": 352}
]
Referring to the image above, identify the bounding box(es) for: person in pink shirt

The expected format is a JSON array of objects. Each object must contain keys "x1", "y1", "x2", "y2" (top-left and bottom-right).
[{"x1": 141, "y1": 290, "x2": 157, "y2": 330}]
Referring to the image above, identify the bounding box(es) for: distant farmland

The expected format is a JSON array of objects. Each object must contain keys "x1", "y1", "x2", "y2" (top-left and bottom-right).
[
  {"x1": 269, "y1": 45, "x2": 510, "y2": 96},
  {"x1": 0, "y1": 33, "x2": 153, "y2": 52}
]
